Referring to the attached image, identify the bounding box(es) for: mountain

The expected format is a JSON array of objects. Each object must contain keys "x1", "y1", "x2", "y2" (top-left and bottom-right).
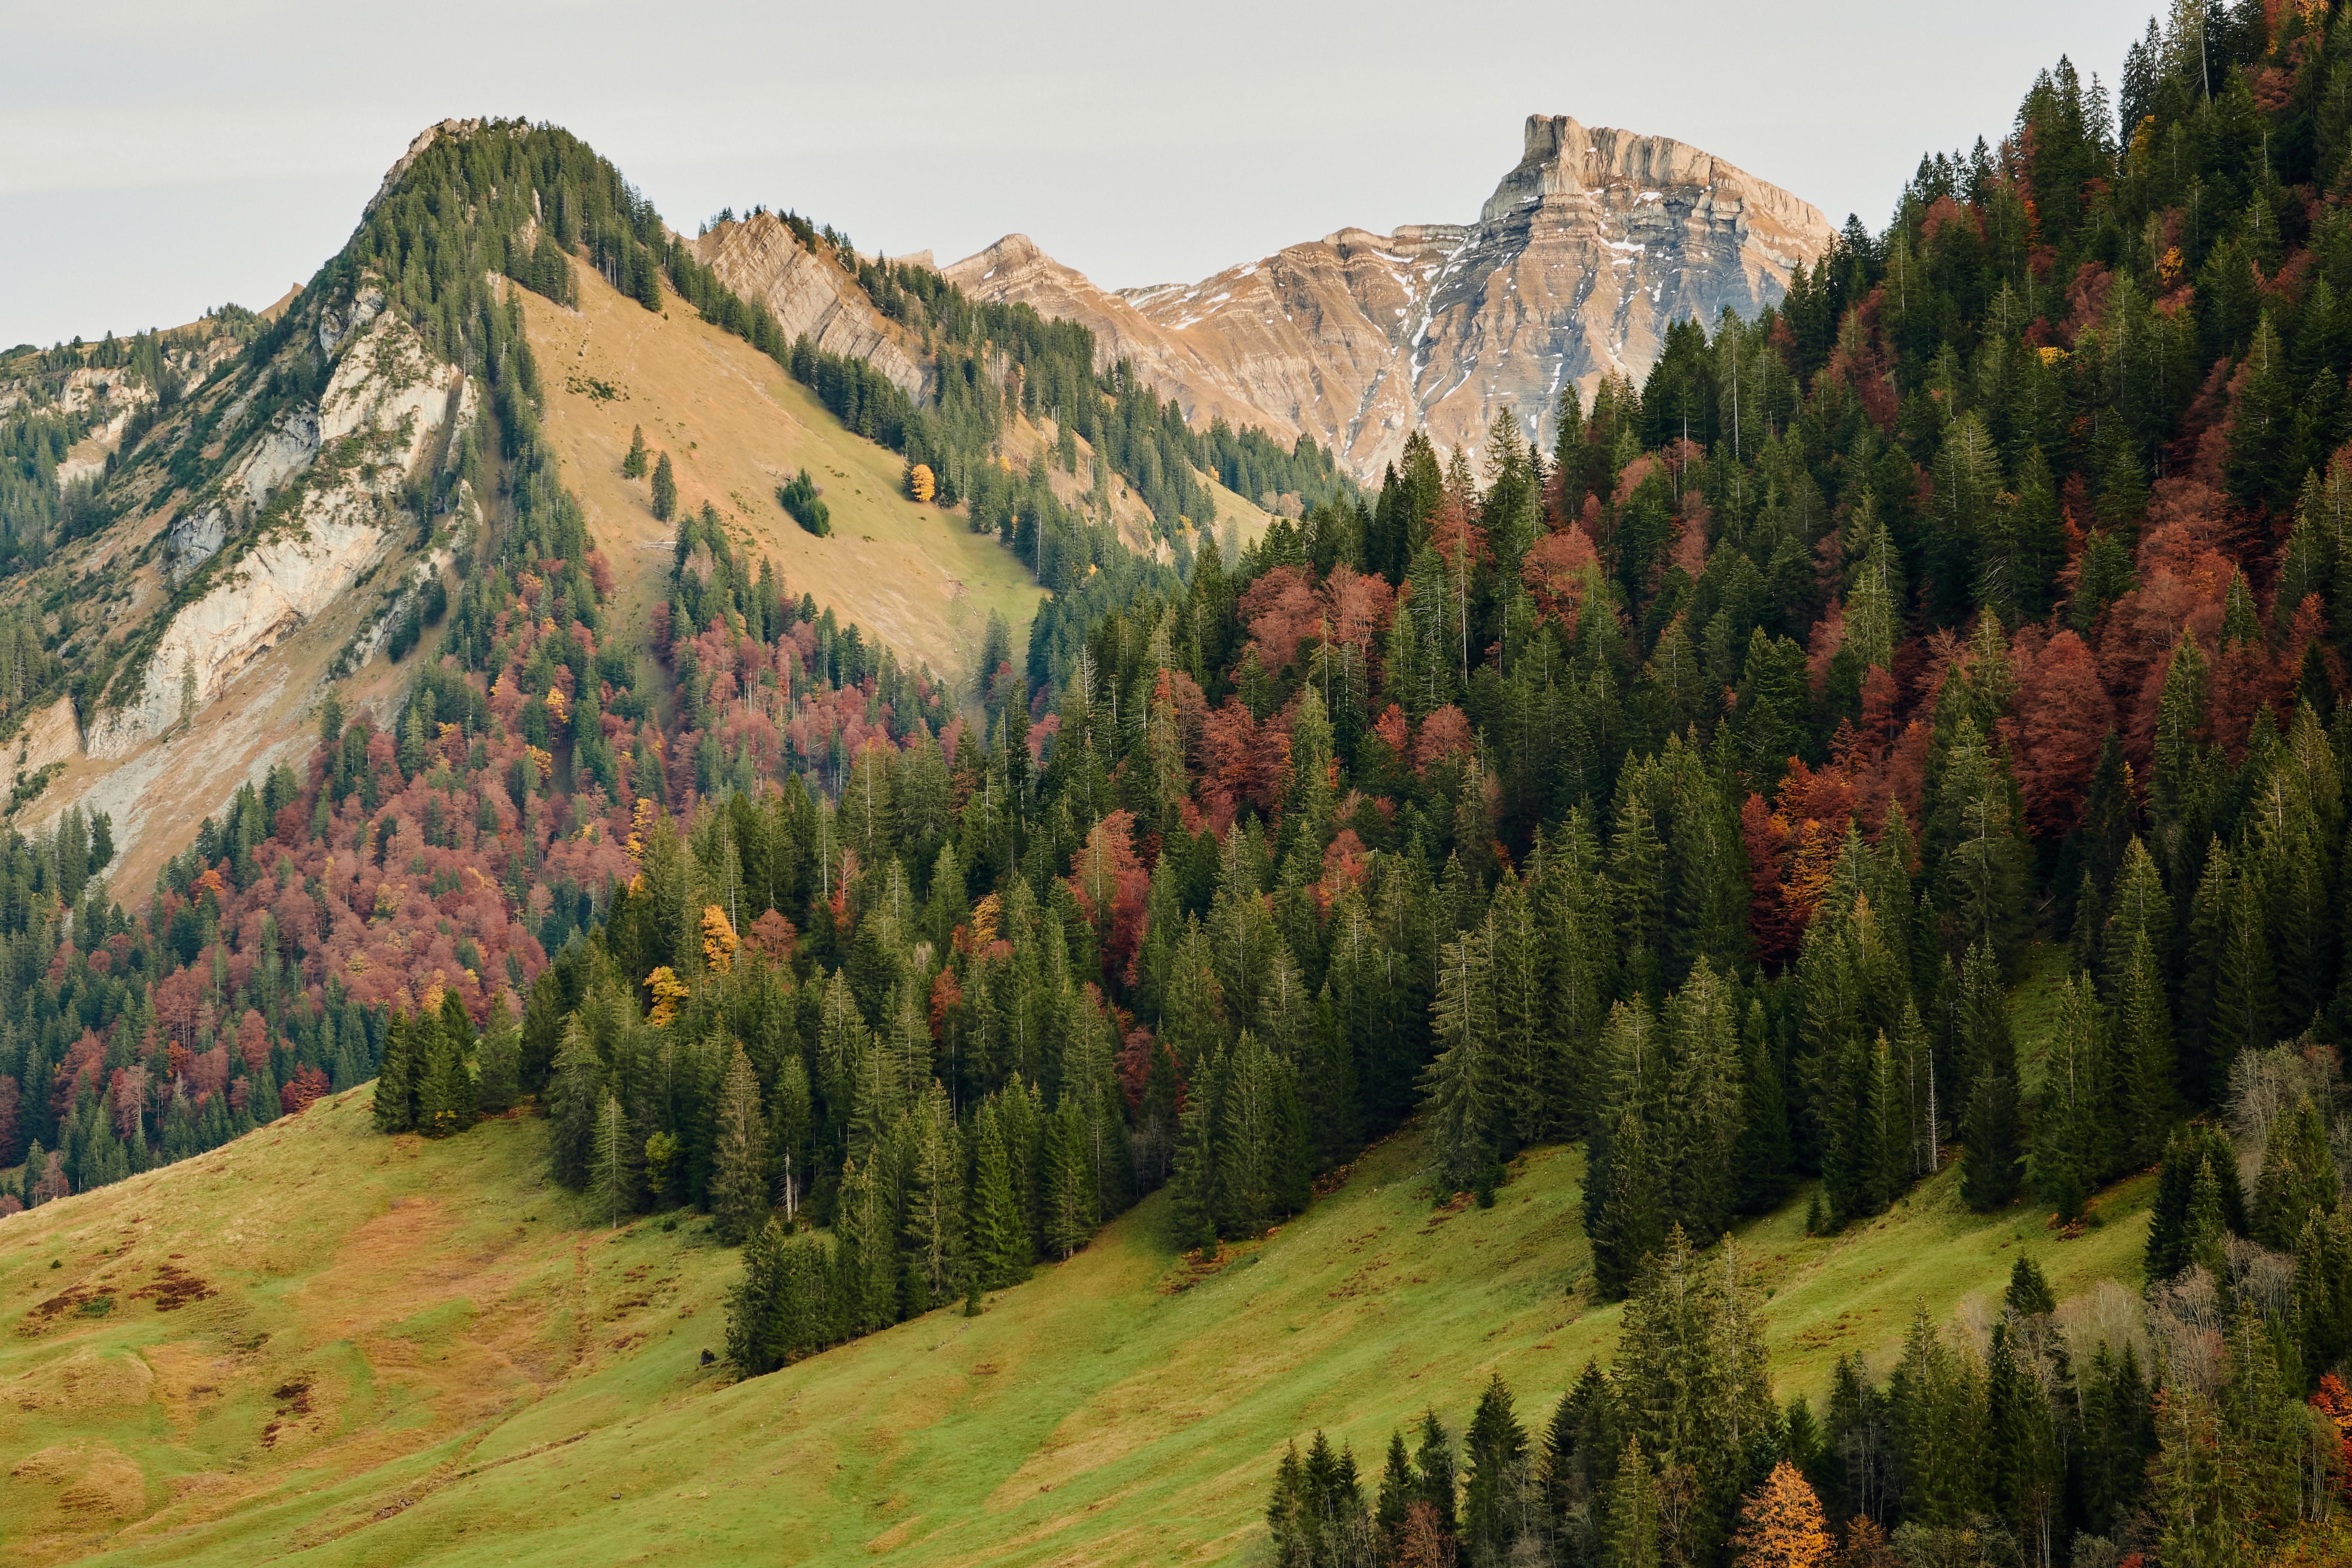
[{"x1": 946, "y1": 115, "x2": 1836, "y2": 482}]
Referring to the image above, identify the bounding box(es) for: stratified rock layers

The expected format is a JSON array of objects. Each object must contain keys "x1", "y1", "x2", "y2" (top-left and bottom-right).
[{"x1": 947, "y1": 116, "x2": 1835, "y2": 480}]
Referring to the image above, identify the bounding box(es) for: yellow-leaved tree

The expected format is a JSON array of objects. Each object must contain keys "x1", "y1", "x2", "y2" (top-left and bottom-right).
[
  {"x1": 908, "y1": 462, "x2": 935, "y2": 503},
  {"x1": 1730, "y1": 1461, "x2": 1832, "y2": 1568}
]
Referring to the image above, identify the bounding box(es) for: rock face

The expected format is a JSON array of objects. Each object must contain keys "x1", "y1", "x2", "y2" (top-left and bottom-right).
[
  {"x1": 694, "y1": 214, "x2": 929, "y2": 399},
  {"x1": 88, "y1": 303, "x2": 466, "y2": 760},
  {"x1": 946, "y1": 115, "x2": 1835, "y2": 480}
]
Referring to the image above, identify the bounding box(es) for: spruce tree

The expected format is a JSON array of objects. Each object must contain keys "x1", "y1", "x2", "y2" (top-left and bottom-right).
[
  {"x1": 710, "y1": 1044, "x2": 770, "y2": 1244},
  {"x1": 414, "y1": 1013, "x2": 477, "y2": 1138},
  {"x1": 1375, "y1": 1428, "x2": 1418, "y2": 1548},
  {"x1": 1169, "y1": 1042, "x2": 1222, "y2": 1251},
  {"x1": 1958, "y1": 941, "x2": 2022, "y2": 1212},
  {"x1": 475, "y1": 998, "x2": 520, "y2": 1114},
  {"x1": 2254, "y1": 1095, "x2": 2340, "y2": 1248},
  {"x1": 651, "y1": 451, "x2": 678, "y2": 523},
  {"x1": 371, "y1": 1010, "x2": 417, "y2": 1134},
  {"x1": 901, "y1": 1082, "x2": 965, "y2": 1303},
  {"x1": 969, "y1": 1099, "x2": 1027, "y2": 1287},
  {"x1": 545, "y1": 1017, "x2": 603, "y2": 1190},
  {"x1": 1421, "y1": 923, "x2": 1498, "y2": 1194},
  {"x1": 586, "y1": 1091, "x2": 631, "y2": 1229},
  {"x1": 1461, "y1": 1370, "x2": 1529, "y2": 1564},
  {"x1": 1041, "y1": 1093, "x2": 1096, "y2": 1260},
  {"x1": 622, "y1": 424, "x2": 649, "y2": 479},
  {"x1": 2028, "y1": 974, "x2": 2105, "y2": 1220}
]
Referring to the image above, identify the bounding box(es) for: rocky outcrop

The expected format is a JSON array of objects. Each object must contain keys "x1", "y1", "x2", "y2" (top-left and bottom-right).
[
  {"x1": 695, "y1": 214, "x2": 929, "y2": 399},
  {"x1": 947, "y1": 116, "x2": 1835, "y2": 481},
  {"x1": 89, "y1": 306, "x2": 463, "y2": 760},
  {"x1": 13, "y1": 697, "x2": 80, "y2": 781}
]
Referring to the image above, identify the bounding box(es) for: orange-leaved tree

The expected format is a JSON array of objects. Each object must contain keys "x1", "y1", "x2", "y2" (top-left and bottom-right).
[{"x1": 1730, "y1": 1461, "x2": 1833, "y2": 1568}]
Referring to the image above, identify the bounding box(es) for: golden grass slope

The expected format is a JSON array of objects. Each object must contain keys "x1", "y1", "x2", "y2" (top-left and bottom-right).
[
  {"x1": 517, "y1": 264, "x2": 1044, "y2": 688},
  {"x1": 0, "y1": 1077, "x2": 2151, "y2": 1568},
  {"x1": 517, "y1": 262, "x2": 1280, "y2": 690}
]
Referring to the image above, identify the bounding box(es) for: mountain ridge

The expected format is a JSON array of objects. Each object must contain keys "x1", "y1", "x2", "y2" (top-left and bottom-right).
[{"x1": 946, "y1": 113, "x2": 1835, "y2": 481}]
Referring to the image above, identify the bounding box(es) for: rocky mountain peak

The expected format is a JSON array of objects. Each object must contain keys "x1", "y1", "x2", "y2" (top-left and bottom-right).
[{"x1": 948, "y1": 116, "x2": 1836, "y2": 481}]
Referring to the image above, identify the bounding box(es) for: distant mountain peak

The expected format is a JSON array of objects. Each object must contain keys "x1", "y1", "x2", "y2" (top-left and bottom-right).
[{"x1": 948, "y1": 116, "x2": 1834, "y2": 481}]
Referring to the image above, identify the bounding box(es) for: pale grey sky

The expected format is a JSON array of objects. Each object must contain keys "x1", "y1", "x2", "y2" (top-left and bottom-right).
[{"x1": 3, "y1": 0, "x2": 2151, "y2": 349}]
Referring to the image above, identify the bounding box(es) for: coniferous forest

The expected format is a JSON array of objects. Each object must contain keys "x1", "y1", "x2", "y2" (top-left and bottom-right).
[{"x1": 21, "y1": 2, "x2": 2352, "y2": 1565}]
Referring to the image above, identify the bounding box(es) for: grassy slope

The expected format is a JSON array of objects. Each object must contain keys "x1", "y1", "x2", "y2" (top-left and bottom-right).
[
  {"x1": 1, "y1": 1067, "x2": 2151, "y2": 1568},
  {"x1": 518, "y1": 264, "x2": 1045, "y2": 688}
]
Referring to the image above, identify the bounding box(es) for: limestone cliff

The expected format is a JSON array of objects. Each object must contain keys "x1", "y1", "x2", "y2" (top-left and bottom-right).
[
  {"x1": 946, "y1": 115, "x2": 1835, "y2": 480},
  {"x1": 694, "y1": 213, "x2": 929, "y2": 400}
]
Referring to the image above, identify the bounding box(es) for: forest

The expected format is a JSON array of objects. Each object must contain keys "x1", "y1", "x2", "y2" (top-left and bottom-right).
[{"x1": 18, "y1": 1, "x2": 2352, "y2": 1564}]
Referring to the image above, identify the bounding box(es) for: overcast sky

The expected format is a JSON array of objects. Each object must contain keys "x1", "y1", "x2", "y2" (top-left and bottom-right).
[{"x1": 4, "y1": 0, "x2": 2153, "y2": 349}]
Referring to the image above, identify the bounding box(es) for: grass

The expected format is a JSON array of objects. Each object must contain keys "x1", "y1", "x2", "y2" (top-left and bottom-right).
[
  {"x1": 0, "y1": 1078, "x2": 2156, "y2": 1568},
  {"x1": 518, "y1": 265, "x2": 1047, "y2": 689}
]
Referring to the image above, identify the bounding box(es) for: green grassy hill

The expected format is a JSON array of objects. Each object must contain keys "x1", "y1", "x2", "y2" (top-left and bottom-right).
[{"x1": 0, "y1": 1073, "x2": 2153, "y2": 1568}]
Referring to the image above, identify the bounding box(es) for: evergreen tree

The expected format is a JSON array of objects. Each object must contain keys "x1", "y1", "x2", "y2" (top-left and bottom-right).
[
  {"x1": 371, "y1": 1010, "x2": 417, "y2": 1134},
  {"x1": 586, "y1": 1090, "x2": 632, "y2": 1229},
  {"x1": 1421, "y1": 922, "x2": 1499, "y2": 1194},
  {"x1": 1957, "y1": 941, "x2": 2022, "y2": 1211},
  {"x1": 545, "y1": 1016, "x2": 602, "y2": 1190},
  {"x1": 652, "y1": 451, "x2": 678, "y2": 523},
  {"x1": 959, "y1": 1100, "x2": 1016, "y2": 1286},
  {"x1": 710, "y1": 1044, "x2": 770, "y2": 1244},
  {"x1": 2253, "y1": 1094, "x2": 2340, "y2": 1249}
]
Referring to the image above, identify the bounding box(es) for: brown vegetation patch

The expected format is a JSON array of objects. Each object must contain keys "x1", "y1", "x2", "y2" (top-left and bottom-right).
[
  {"x1": 260, "y1": 1378, "x2": 314, "y2": 1446},
  {"x1": 129, "y1": 1263, "x2": 215, "y2": 1313},
  {"x1": 15, "y1": 1283, "x2": 117, "y2": 1336}
]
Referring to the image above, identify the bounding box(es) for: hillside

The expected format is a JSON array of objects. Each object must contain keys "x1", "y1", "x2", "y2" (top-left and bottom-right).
[
  {"x1": 0, "y1": 1075, "x2": 2149, "y2": 1568},
  {"x1": 517, "y1": 260, "x2": 1045, "y2": 685},
  {"x1": 947, "y1": 114, "x2": 1836, "y2": 482}
]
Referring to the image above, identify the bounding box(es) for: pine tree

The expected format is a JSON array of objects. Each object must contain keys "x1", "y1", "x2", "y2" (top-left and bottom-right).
[
  {"x1": 652, "y1": 451, "x2": 678, "y2": 523},
  {"x1": 710, "y1": 1044, "x2": 770, "y2": 1244},
  {"x1": 622, "y1": 424, "x2": 649, "y2": 479}
]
